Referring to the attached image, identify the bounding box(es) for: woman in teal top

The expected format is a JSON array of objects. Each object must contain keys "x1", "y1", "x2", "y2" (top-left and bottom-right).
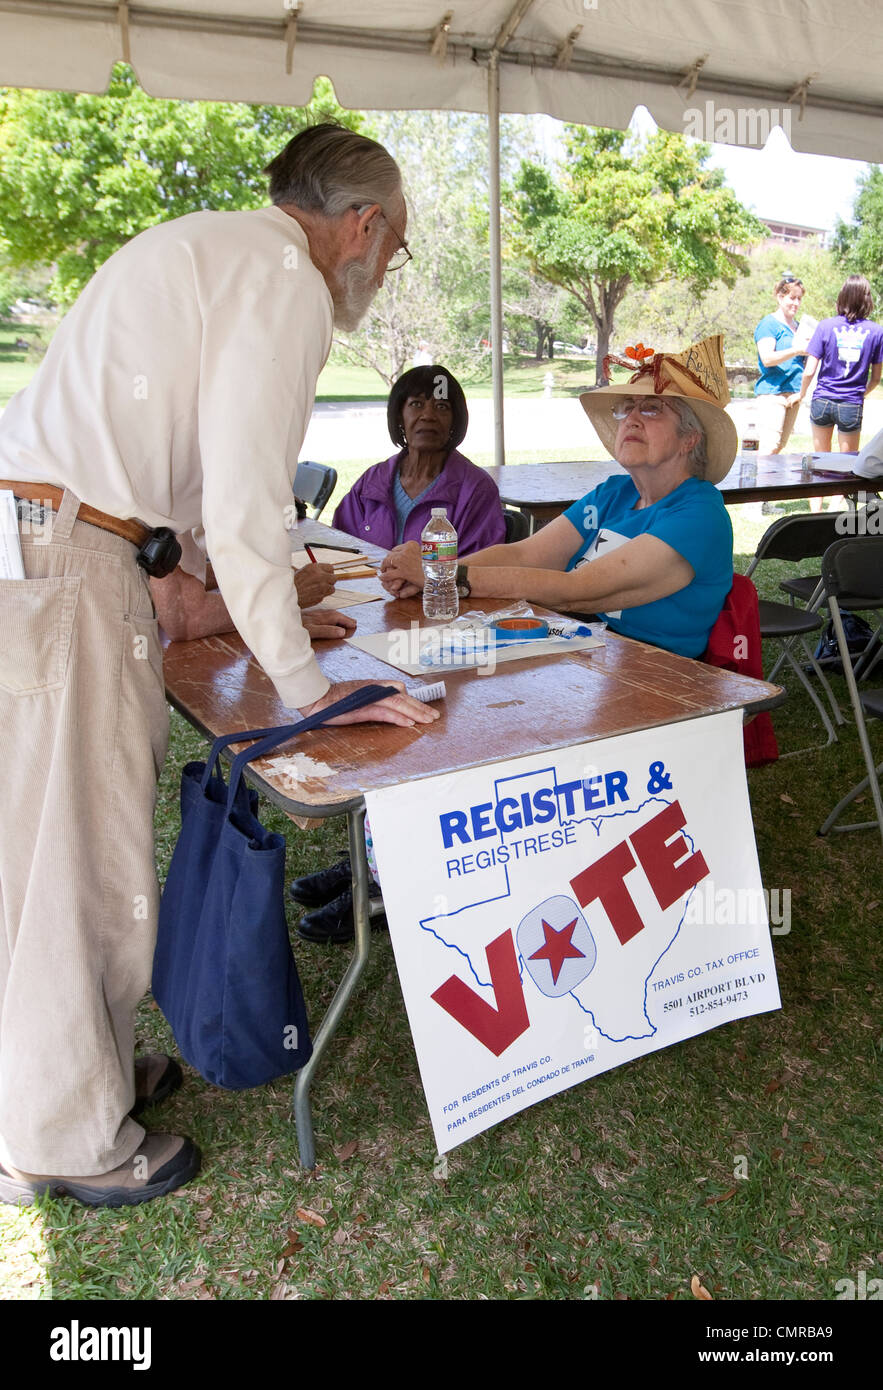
[
  {"x1": 753, "y1": 273, "x2": 807, "y2": 454},
  {"x1": 381, "y1": 336, "x2": 737, "y2": 660}
]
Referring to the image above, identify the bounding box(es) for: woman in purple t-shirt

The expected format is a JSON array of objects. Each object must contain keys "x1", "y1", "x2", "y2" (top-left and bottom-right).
[{"x1": 797, "y1": 275, "x2": 883, "y2": 452}]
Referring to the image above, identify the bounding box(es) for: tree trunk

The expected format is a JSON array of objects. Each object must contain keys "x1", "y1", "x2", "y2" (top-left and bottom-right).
[
  {"x1": 534, "y1": 321, "x2": 544, "y2": 361},
  {"x1": 594, "y1": 320, "x2": 611, "y2": 386},
  {"x1": 546, "y1": 330, "x2": 555, "y2": 360}
]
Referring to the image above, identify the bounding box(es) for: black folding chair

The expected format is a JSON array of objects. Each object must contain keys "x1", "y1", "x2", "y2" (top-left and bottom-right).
[
  {"x1": 503, "y1": 508, "x2": 530, "y2": 543},
  {"x1": 745, "y1": 512, "x2": 848, "y2": 739},
  {"x1": 817, "y1": 538, "x2": 883, "y2": 846},
  {"x1": 294, "y1": 461, "x2": 337, "y2": 520}
]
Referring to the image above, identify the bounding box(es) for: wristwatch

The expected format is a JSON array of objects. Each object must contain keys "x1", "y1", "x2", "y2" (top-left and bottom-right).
[{"x1": 456, "y1": 564, "x2": 471, "y2": 599}]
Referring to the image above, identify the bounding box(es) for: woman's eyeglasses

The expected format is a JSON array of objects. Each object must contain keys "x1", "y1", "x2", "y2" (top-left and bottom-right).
[{"x1": 611, "y1": 398, "x2": 668, "y2": 420}]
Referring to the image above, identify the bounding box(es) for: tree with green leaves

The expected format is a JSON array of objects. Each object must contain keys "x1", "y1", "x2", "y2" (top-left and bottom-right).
[
  {"x1": 0, "y1": 66, "x2": 360, "y2": 306},
  {"x1": 833, "y1": 164, "x2": 883, "y2": 303},
  {"x1": 617, "y1": 242, "x2": 843, "y2": 367},
  {"x1": 507, "y1": 127, "x2": 766, "y2": 384},
  {"x1": 332, "y1": 109, "x2": 540, "y2": 385}
]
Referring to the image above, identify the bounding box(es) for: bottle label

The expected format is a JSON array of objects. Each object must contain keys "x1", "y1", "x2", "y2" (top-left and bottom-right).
[
  {"x1": 422, "y1": 539, "x2": 457, "y2": 563},
  {"x1": 741, "y1": 438, "x2": 759, "y2": 451}
]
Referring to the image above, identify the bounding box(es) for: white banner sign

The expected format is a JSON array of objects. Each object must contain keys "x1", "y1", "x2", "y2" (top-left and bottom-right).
[{"x1": 365, "y1": 710, "x2": 781, "y2": 1154}]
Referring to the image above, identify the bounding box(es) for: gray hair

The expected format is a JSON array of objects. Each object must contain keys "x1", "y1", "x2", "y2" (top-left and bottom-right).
[
  {"x1": 668, "y1": 398, "x2": 710, "y2": 479},
  {"x1": 264, "y1": 123, "x2": 402, "y2": 219}
]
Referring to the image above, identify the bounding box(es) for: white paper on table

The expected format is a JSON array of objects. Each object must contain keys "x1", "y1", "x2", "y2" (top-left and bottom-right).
[
  {"x1": 311, "y1": 586, "x2": 382, "y2": 610},
  {"x1": 807, "y1": 452, "x2": 866, "y2": 475},
  {"x1": 347, "y1": 623, "x2": 603, "y2": 676},
  {"x1": 0, "y1": 491, "x2": 25, "y2": 579},
  {"x1": 291, "y1": 547, "x2": 375, "y2": 568}
]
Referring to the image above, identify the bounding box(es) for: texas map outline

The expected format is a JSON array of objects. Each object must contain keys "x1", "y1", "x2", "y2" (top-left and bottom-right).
[{"x1": 418, "y1": 763, "x2": 703, "y2": 1044}]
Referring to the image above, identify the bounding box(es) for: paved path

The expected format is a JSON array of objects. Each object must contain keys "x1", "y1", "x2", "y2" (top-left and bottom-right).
[{"x1": 301, "y1": 395, "x2": 883, "y2": 463}]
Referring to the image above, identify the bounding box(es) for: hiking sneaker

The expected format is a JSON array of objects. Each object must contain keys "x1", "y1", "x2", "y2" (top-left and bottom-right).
[
  {"x1": 289, "y1": 855, "x2": 352, "y2": 908},
  {"x1": 297, "y1": 884, "x2": 386, "y2": 944},
  {"x1": 0, "y1": 1133, "x2": 201, "y2": 1209},
  {"x1": 131, "y1": 1054, "x2": 183, "y2": 1118}
]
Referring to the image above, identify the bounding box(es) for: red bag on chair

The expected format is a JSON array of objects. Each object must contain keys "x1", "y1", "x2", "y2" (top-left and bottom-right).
[{"x1": 704, "y1": 574, "x2": 779, "y2": 767}]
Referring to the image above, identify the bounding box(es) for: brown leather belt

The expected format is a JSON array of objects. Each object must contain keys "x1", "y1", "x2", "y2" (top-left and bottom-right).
[{"x1": 0, "y1": 480, "x2": 151, "y2": 549}]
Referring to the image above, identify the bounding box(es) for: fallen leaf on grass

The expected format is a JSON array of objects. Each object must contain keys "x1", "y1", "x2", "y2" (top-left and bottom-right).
[
  {"x1": 296, "y1": 1207, "x2": 326, "y2": 1228},
  {"x1": 178, "y1": 1279, "x2": 206, "y2": 1293},
  {"x1": 779, "y1": 793, "x2": 795, "y2": 804},
  {"x1": 377, "y1": 1280, "x2": 391, "y2": 1297},
  {"x1": 691, "y1": 1274, "x2": 713, "y2": 1300},
  {"x1": 764, "y1": 1070, "x2": 793, "y2": 1095},
  {"x1": 334, "y1": 1139, "x2": 359, "y2": 1162},
  {"x1": 770, "y1": 1148, "x2": 785, "y2": 1163},
  {"x1": 333, "y1": 1229, "x2": 348, "y2": 1246},
  {"x1": 354, "y1": 1212, "x2": 368, "y2": 1225},
  {"x1": 704, "y1": 1187, "x2": 738, "y2": 1206},
  {"x1": 422, "y1": 1266, "x2": 431, "y2": 1284},
  {"x1": 281, "y1": 1229, "x2": 303, "y2": 1257}
]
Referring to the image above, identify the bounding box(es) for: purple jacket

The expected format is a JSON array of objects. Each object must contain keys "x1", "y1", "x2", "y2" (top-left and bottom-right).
[{"x1": 332, "y1": 449, "x2": 506, "y2": 554}]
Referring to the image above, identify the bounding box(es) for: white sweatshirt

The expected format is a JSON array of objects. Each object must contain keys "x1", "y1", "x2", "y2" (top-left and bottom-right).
[{"x1": 0, "y1": 206, "x2": 332, "y2": 708}]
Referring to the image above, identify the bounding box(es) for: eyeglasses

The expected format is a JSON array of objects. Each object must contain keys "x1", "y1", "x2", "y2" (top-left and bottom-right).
[
  {"x1": 352, "y1": 204, "x2": 412, "y2": 272},
  {"x1": 780, "y1": 275, "x2": 803, "y2": 287},
  {"x1": 380, "y1": 212, "x2": 412, "y2": 272},
  {"x1": 611, "y1": 397, "x2": 670, "y2": 420}
]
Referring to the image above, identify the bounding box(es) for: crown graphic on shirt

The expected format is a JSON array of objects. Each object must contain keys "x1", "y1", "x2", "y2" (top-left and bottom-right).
[{"x1": 835, "y1": 324, "x2": 870, "y2": 349}]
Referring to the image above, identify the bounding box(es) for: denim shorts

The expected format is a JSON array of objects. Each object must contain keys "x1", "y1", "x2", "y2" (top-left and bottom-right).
[{"x1": 810, "y1": 397, "x2": 863, "y2": 432}]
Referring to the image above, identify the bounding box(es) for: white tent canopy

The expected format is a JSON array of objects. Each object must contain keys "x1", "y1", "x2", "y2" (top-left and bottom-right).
[
  {"x1": 2, "y1": 1, "x2": 881, "y2": 462},
  {"x1": 2, "y1": 1, "x2": 882, "y2": 159}
]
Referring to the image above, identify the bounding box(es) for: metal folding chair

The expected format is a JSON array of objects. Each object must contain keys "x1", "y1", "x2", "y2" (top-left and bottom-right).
[
  {"x1": 745, "y1": 512, "x2": 848, "y2": 738},
  {"x1": 294, "y1": 461, "x2": 337, "y2": 520},
  {"x1": 817, "y1": 538, "x2": 883, "y2": 846},
  {"x1": 503, "y1": 508, "x2": 530, "y2": 543}
]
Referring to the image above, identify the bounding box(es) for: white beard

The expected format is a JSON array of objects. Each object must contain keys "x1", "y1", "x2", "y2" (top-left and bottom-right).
[{"x1": 331, "y1": 236, "x2": 385, "y2": 331}]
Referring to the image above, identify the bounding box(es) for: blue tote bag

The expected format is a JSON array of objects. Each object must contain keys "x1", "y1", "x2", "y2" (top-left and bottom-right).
[{"x1": 153, "y1": 684, "x2": 397, "y2": 1089}]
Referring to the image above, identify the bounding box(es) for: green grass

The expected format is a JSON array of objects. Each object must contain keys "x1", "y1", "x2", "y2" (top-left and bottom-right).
[
  {"x1": 0, "y1": 322, "x2": 50, "y2": 408},
  {"x1": 316, "y1": 354, "x2": 615, "y2": 401},
  {"x1": 1, "y1": 498, "x2": 881, "y2": 1302}
]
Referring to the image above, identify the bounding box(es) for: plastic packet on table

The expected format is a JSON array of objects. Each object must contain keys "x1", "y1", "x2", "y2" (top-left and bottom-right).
[{"x1": 450, "y1": 601, "x2": 607, "y2": 644}]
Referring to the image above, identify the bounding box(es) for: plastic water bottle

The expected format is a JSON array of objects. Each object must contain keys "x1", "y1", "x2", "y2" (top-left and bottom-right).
[
  {"x1": 421, "y1": 508, "x2": 459, "y2": 621},
  {"x1": 741, "y1": 409, "x2": 760, "y2": 459}
]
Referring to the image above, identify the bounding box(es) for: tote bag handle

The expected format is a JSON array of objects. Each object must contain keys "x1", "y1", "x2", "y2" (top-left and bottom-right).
[{"x1": 197, "y1": 684, "x2": 399, "y2": 811}]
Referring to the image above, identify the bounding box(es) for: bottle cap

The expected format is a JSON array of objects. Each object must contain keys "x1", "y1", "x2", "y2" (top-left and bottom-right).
[{"x1": 430, "y1": 507, "x2": 447, "y2": 517}]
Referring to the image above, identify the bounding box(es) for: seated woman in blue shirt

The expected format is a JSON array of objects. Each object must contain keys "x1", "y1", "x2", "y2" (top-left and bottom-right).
[{"x1": 381, "y1": 336, "x2": 736, "y2": 660}]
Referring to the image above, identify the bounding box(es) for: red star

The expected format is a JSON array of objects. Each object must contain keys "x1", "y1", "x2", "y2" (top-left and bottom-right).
[{"x1": 528, "y1": 918, "x2": 585, "y2": 985}]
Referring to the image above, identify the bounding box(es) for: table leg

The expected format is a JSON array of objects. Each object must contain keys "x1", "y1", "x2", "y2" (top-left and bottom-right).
[{"x1": 293, "y1": 802, "x2": 372, "y2": 1168}]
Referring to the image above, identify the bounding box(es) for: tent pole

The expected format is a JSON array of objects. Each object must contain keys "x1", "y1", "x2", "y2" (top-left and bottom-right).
[{"x1": 487, "y1": 53, "x2": 505, "y2": 469}]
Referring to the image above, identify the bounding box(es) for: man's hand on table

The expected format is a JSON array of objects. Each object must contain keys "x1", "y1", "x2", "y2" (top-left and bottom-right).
[
  {"x1": 380, "y1": 541, "x2": 424, "y2": 598},
  {"x1": 301, "y1": 608, "x2": 357, "y2": 641},
  {"x1": 299, "y1": 679, "x2": 439, "y2": 729},
  {"x1": 294, "y1": 563, "x2": 336, "y2": 608}
]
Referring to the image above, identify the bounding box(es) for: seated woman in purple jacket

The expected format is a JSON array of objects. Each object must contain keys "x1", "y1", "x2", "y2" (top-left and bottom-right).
[{"x1": 332, "y1": 364, "x2": 506, "y2": 553}]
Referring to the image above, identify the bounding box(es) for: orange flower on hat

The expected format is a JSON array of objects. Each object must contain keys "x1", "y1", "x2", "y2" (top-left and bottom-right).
[{"x1": 624, "y1": 343, "x2": 655, "y2": 362}]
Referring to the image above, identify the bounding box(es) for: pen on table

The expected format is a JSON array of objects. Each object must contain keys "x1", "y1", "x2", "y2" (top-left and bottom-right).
[{"x1": 304, "y1": 544, "x2": 317, "y2": 563}]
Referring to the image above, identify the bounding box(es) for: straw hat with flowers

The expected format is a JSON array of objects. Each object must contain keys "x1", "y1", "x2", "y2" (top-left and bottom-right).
[{"x1": 579, "y1": 335, "x2": 738, "y2": 485}]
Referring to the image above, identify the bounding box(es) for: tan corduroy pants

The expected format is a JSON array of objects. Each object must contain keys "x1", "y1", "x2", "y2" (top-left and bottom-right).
[{"x1": 0, "y1": 489, "x2": 168, "y2": 1174}]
